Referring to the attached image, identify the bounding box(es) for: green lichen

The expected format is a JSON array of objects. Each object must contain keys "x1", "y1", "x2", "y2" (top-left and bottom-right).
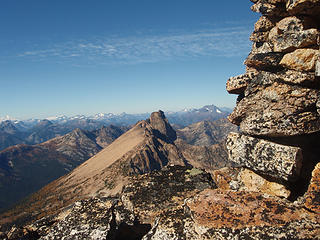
[{"x1": 187, "y1": 168, "x2": 203, "y2": 176}]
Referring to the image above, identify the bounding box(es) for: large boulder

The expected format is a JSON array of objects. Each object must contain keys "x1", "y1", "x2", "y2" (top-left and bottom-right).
[{"x1": 226, "y1": 132, "x2": 303, "y2": 181}]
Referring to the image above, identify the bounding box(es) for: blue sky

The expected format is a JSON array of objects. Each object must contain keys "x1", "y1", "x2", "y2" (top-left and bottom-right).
[{"x1": 0, "y1": 0, "x2": 258, "y2": 119}]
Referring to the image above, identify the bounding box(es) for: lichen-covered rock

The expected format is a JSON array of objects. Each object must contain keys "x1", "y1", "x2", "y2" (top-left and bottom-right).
[
  {"x1": 143, "y1": 188, "x2": 320, "y2": 240},
  {"x1": 212, "y1": 167, "x2": 290, "y2": 198},
  {"x1": 305, "y1": 162, "x2": 320, "y2": 213},
  {"x1": 229, "y1": 78, "x2": 320, "y2": 136},
  {"x1": 280, "y1": 48, "x2": 319, "y2": 71},
  {"x1": 238, "y1": 168, "x2": 290, "y2": 197},
  {"x1": 286, "y1": 0, "x2": 320, "y2": 15},
  {"x1": 244, "y1": 52, "x2": 284, "y2": 71},
  {"x1": 226, "y1": 132, "x2": 302, "y2": 181},
  {"x1": 121, "y1": 165, "x2": 216, "y2": 225},
  {"x1": 316, "y1": 55, "x2": 320, "y2": 76},
  {"x1": 182, "y1": 189, "x2": 320, "y2": 240},
  {"x1": 254, "y1": 16, "x2": 276, "y2": 32},
  {"x1": 39, "y1": 198, "x2": 117, "y2": 240},
  {"x1": 226, "y1": 72, "x2": 255, "y2": 94},
  {"x1": 251, "y1": 1, "x2": 287, "y2": 16},
  {"x1": 251, "y1": 41, "x2": 274, "y2": 54},
  {"x1": 268, "y1": 16, "x2": 319, "y2": 52}
]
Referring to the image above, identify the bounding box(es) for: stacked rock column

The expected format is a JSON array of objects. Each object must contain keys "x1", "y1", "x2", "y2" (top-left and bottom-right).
[{"x1": 226, "y1": 0, "x2": 320, "y2": 205}]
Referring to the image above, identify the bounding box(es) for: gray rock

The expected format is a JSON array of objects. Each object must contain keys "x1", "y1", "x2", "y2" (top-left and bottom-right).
[
  {"x1": 268, "y1": 16, "x2": 319, "y2": 53},
  {"x1": 226, "y1": 132, "x2": 302, "y2": 181},
  {"x1": 244, "y1": 52, "x2": 285, "y2": 71},
  {"x1": 251, "y1": 1, "x2": 287, "y2": 16},
  {"x1": 226, "y1": 72, "x2": 256, "y2": 94},
  {"x1": 229, "y1": 75, "x2": 320, "y2": 137}
]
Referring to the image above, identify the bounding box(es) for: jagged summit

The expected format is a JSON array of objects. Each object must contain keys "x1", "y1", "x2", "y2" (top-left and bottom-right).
[
  {"x1": 0, "y1": 111, "x2": 186, "y2": 226},
  {"x1": 147, "y1": 110, "x2": 177, "y2": 142}
]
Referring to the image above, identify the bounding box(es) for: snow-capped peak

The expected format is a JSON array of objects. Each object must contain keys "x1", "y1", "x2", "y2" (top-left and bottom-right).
[
  {"x1": 0, "y1": 115, "x2": 17, "y2": 122},
  {"x1": 46, "y1": 115, "x2": 68, "y2": 121}
]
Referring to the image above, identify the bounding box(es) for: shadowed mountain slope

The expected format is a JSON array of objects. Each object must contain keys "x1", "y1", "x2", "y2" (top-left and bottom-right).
[
  {"x1": 0, "y1": 111, "x2": 186, "y2": 227},
  {"x1": 0, "y1": 126, "x2": 127, "y2": 212}
]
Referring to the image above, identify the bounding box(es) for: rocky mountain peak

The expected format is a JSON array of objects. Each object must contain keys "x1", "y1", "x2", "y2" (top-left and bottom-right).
[
  {"x1": 0, "y1": 121, "x2": 18, "y2": 134},
  {"x1": 147, "y1": 110, "x2": 177, "y2": 142}
]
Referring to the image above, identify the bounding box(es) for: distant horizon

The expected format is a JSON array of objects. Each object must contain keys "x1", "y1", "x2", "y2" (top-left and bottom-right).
[
  {"x1": 0, "y1": 103, "x2": 234, "y2": 121},
  {"x1": 1, "y1": 1, "x2": 257, "y2": 119}
]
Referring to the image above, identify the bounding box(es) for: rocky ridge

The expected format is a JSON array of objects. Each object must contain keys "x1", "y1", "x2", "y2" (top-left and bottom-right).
[
  {"x1": 0, "y1": 125, "x2": 127, "y2": 212},
  {"x1": 0, "y1": 111, "x2": 187, "y2": 230}
]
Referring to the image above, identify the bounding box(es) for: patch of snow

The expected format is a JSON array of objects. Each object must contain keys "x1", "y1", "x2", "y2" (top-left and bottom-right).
[
  {"x1": 216, "y1": 109, "x2": 222, "y2": 114},
  {"x1": 8, "y1": 160, "x2": 14, "y2": 168},
  {"x1": 0, "y1": 115, "x2": 17, "y2": 122}
]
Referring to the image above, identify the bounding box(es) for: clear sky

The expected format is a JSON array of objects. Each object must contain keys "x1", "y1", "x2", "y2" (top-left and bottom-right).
[{"x1": 0, "y1": 0, "x2": 259, "y2": 119}]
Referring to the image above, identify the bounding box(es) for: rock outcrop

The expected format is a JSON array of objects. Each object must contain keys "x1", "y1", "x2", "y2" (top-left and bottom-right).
[{"x1": 227, "y1": 0, "x2": 320, "y2": 195}]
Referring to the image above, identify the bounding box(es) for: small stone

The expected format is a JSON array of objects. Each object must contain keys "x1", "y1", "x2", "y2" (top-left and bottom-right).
[
  {"x1": 280, "y1": 48, "x2": 319, "y2": 72},
  {"x1": 305, "y1": 162, "x2": 320, "y2": 213},
  {"x1": 226, "y1": 72, "x2": 255, "y2": 94},
  {"x1": 226, "y1": 132, "x2": 303, "y2": 181},
  {"x1": 254, "y1": 16, "x2": 276, "y2": 32},
  {"x1": 244, "y1": 52, "x2": 284, "y2": 71},
  {"x1": 250, "y1": 31, "x2": 269, "y2": 42},
  {"x1": 268, "y1": 16, "x2": 319, "y2": 52},
  {"x1": 251, "y1": 1, "x2": 287, "y2": 16},
  {"x1": 251, "y1": 41, "x2": 274, "y2": 54}
]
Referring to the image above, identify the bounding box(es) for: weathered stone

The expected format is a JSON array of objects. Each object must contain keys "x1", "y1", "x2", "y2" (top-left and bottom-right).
[
  {"x1": 211, "y1": 167, "x2": 242, "y2": 190},
  {"x1": 286, "y1": 0, "x2": 320, "y2": 16},
  {"x1": 250, "y1": 31, "x2": 270, "y2": 42},
  {"x1": 238, "y1": 168, "x2": 291, "y2": 198},
  {"x1": 226, "y1": 132, "x2": 302, "y2": 181},
  {"x1": 182, "y1": 189, "x2": 320, "y2": 239},
  {"x1": 250, "y1": 15, "x2": 277, "y2": 43},
  {"x1": 316, "y1": 54, "x2": 320, "y2": 76},
  {"x1": 305, "y1": 162, "x2": 320, "y2": 213},
  {"x1": 229, "y1": 78, "x2": 320, "y2": 136},
  {"x1": 251, "y1": 1, "x2": 287, "y2": 16},
  {"x1": 254, "y1": 16, "x2": 276, "y2": 32},
  {"x1": 121, "y1": 165, "x2": 216, "y2": 224},
  {"x1": 246, "y1": 69, "x2": 317, "y2": 88},
  {"x1": 275, "y1": 69, "x2": 317, "y2": 86},
  {"x1": 251, "y1": 41, "x2": 274, "y2": 54},
  {"x1": 226, "y1": 72, "x2": 255, "y2": 94},
  {"x1": 280, "y1": 48, "x2": 319, "y2": 71},
  {"x1": 244, "y1": 52, "x2": 284, "y2": 71},
  {"x1": 212, "y1": 167, "x2": 291, "y2": 198},
  {"x1": 268, "y1": 16, "x2": 319, "y2": 52}
]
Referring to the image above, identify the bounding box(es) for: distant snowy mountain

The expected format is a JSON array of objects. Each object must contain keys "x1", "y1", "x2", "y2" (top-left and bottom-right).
[
  {"x1": 166, "y1": 105, "x2": 230, "y2": 126},
  {"x1": 0, "y1": 115, "x2": 17, "y2": 123},
  {"x1": 0, "y1": 104, "x2": 231, "y2": 150}
]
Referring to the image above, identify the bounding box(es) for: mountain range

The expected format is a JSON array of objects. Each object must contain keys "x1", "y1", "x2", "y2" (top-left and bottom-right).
[
  {"x1": 0, "y1": 111, "x2": 236, "y2": 227},
  {"x1": 0, "y1": 105, "x2": 231, "y2": 151},
  {"x1": 0, "y1": 125, "x2": 128, "y2": 212}
]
